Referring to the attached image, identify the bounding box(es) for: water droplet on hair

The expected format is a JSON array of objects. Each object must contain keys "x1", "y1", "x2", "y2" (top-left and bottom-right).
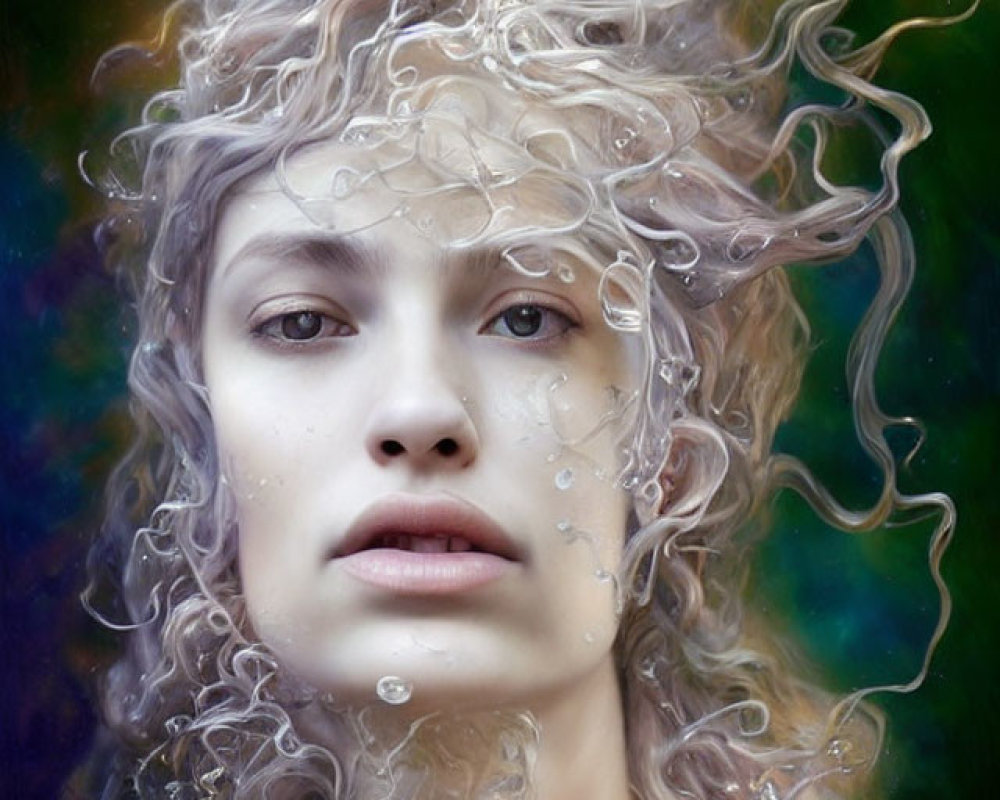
[
  {"x1": 613, "y1": 127, "x2": 637, "y2": 151},
  {"x1": 727, "y1": 88, "x2": 753, "y2": 111},
  {"x1": 724, "y1": 783, "x2": 741, "y2": 795},
  {"x1": 827, "y1": 737, "x2": 850, "y2": 761},
  {"x1": 754, "y1": 780, "x2": 780, "y2": 800},
  {"x1": 331, "y1": 170, "x2": 357, "y2": 199},
  {"x1": 376, "y1": 675, "x2": 413, "y2": 705},
  {"x1": 165, "y1": 781, "x2": 197, "y2": 800},
  {"x1": 556, "y1": 264, "x2": 576, "y2": 283},
  {"x1": 639, "y1": 657, "x2": 658, "y2": 682},
  {"x1": 656, "y1": 233, "x2": 700, "y2": 271},
  {"x1": 554, "y1": 468, "x2": 574, "y2": 490},
  {"x1": 200, "y1": 767, "x2": 225, "y2": 791},
  {"x1": 164, "y1": 715, "x2": 191, "y2": 737},
  {"x1": 501, "y1": 734, "x2": 520, "y2": 762},
  {"x1": 726, "y1": 230, "x2": 771, "y2": 262}
]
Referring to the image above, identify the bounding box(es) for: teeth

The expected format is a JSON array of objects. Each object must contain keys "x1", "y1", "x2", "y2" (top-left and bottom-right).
[
  {"x1": 371, "y1": 534, "x2": 475, "y2": 553},
  {"x1": 411, "y1": 536, "x2": 449, "y2": 554}
]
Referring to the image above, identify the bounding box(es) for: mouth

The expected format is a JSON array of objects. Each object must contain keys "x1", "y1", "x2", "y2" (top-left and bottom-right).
[
  {"x1": 331, "y1": 495, "x2": 521, "y2": 594},
  {"x1": 364, "y1": 533, "x2": 478, "y2": 554}
]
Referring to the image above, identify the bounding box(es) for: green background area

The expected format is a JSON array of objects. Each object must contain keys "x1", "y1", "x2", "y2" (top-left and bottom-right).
[{"x1": 1, "y1": 1, "x2": 997, "y2": 797}]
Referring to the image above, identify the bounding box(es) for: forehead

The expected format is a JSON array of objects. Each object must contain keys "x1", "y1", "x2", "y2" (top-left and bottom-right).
[
  {"x1": 240, "y1": 122, "x2": 594, "y2": 242},
  {"x1": 212, "y1": 121, "x2": 630, "y2": 282}
]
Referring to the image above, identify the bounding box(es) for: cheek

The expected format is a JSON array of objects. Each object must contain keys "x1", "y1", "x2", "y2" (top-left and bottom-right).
[{"x1": 481, "y1": 364, "x2": 634, "y2": 570}]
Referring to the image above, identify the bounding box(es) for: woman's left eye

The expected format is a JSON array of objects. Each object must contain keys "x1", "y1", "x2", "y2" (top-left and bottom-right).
[
  {"x1": 254, "y1": 310, "x2": 355, "y2": 343},
  {"x1": 484, "y1": 303, "x2": 575, "y2": 341}
]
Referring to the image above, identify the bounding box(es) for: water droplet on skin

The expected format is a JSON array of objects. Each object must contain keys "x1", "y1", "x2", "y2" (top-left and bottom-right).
[
  {"x1": 376, "y1": 675, "x2": 413, "y2": 704},
  {"x1": 556, "y1": 520, "x2": 572, "y2": 533},
  {"x1": 545, "y1": 452, "x2": 558, "y2": 463},
  {"x1": 554, "y1": 468, "x2": 574, "y2": 490},
  {"x1": 583, "y1": 632, "x2": 596, "y2": 644},
  {"x1": 258, "y1": 478, "x2": 267, "y2": 487}
]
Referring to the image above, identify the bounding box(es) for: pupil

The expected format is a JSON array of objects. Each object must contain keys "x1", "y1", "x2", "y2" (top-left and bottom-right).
[
  {"x1": 282, "y1": 311, "x2": 322, "y2": 340},
  {"x1": 504, "y1": 305, "x2": 542, "y2": 337}
]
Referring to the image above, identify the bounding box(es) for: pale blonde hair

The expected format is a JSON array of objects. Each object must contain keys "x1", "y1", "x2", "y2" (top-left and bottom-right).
[{"x1": 83, "y1": 1, "x2": 962, "y2": 796}]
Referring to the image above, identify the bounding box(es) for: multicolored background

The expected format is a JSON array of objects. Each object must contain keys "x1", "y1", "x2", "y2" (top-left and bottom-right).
[{"x1": 2, "y1": 1, "x2": 997, "y2": 797}]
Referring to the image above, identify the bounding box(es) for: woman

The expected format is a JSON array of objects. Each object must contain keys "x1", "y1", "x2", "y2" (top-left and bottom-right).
[{"x1": 80, "y1": 0, "x2": 963, "y2": 797}]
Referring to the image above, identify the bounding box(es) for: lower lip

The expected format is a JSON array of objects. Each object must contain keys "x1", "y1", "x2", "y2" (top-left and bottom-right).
[{"x1": 337, "y1": 549, "x2": 513, "y2": 595}]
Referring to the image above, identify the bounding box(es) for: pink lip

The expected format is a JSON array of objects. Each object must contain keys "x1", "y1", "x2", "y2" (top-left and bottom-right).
[{"x1": 332, "y1": 495, "x2": 521, "y2": 595}]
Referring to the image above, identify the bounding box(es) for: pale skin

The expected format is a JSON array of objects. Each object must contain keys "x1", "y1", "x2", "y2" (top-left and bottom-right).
[{"x1": 201, "y1": 132, "x2": 644, "y2": 799}]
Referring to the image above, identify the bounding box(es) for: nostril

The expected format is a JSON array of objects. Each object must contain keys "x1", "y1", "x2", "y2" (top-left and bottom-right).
[
  {"x1": 435, "y1": 438, "x2": 459, "y2": 457},
  {"x1": 381, "y1": 440, "x2": 406, "y2": 457}
]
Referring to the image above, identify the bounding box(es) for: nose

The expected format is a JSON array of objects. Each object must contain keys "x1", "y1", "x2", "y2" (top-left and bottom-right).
[{"x1": 364, "y1": 365, "x2": 479, "y2": 471}]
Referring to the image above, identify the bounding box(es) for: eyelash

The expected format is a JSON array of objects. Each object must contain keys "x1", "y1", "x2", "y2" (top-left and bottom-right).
[
  {"x1": 252, "y1": 309, "x2": 355, "y2": 346},
  {"x1": 251, "y1": 298, "x2": 578, "y2": 347},
  {"x1": 482, "y1": 302, "x2": 577, "y2": 343}
]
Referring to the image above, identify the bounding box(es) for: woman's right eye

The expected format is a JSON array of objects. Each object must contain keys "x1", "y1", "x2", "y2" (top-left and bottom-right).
[{"x1": 254, "y1": 310, "x2": 355, "y2": 343}]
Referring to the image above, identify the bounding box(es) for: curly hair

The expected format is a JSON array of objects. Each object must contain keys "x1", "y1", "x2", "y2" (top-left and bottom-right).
[{"x1": 81, "y1": 0, "x2": 965, "y2": 797}]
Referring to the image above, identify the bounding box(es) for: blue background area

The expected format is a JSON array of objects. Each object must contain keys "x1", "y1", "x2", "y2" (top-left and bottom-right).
[{"x1": 2, "y1": 1, "x2": 997, "y2": 797}]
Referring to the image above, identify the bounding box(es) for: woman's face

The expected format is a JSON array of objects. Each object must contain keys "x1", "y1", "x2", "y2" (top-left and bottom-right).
[{"x1": 201, "y1": 133, "x2": 643, "y2": 708}]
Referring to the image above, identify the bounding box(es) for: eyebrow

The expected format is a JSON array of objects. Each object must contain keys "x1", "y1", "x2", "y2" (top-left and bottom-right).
[
  {"x1": 219, "y1": 230, "x2": 586, "y2": 285},
  {"x1": 220, "y1": 232, "x2": 384, "y2": 280}
]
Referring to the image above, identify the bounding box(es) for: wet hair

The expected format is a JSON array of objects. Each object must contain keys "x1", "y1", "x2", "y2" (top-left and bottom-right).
[{"x1": 82, "y1": 0, "x2": 962, "y2": 797}]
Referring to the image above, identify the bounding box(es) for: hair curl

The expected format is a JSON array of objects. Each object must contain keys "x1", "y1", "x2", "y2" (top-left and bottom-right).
[{"x1": 81, "y1": 0, "x2": 966, "y2": 797}]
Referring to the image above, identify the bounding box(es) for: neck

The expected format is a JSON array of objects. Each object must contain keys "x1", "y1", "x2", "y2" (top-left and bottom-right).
[
  {"x1": 530, "y1": 656, "x2": 633, "y2": 800},
  {"x1": 291, "y1": 656, "x2": 632, "y2": 799}
]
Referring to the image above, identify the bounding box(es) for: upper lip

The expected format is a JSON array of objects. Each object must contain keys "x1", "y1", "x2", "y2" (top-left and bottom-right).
[{"x1": 332, "y1": 495, "x2": 522, "y2": 561}]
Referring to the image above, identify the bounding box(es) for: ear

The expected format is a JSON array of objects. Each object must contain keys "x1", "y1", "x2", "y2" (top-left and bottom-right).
[{"x1": 657, "y1": 418, "x2": 728, "y2": 524}]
